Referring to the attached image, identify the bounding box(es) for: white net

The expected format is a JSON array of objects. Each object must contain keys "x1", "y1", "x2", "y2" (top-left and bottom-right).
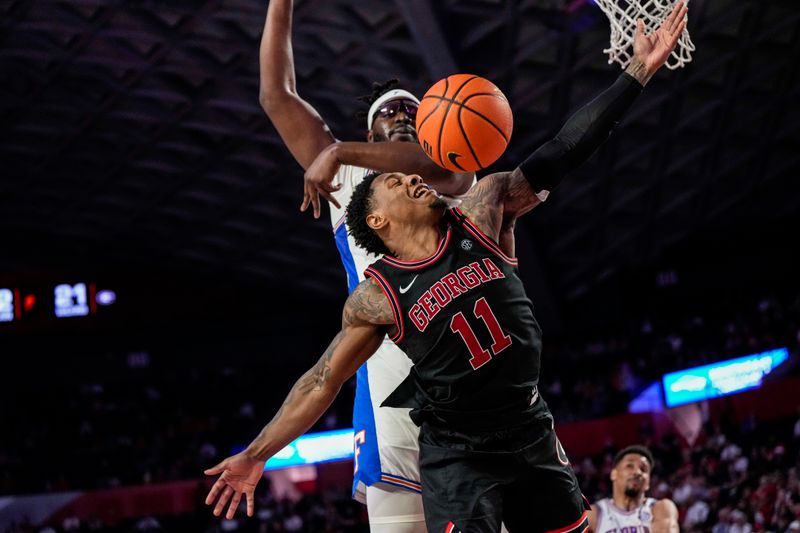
[{"x1": 593, "y1": 0, "x2": 695, "y2": 70}]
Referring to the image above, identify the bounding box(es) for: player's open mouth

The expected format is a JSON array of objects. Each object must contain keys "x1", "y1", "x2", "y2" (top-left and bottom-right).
[{"x1": 412, "y1": 185, "x2": 431, "y2": 199}]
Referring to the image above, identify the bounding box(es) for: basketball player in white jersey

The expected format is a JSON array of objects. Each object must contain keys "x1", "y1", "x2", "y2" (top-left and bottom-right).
[
  {"x1": 588, "y1": 446, "x2": 679, "y2": 533},
  {"x1": 257, "y1": 1, "x2": 474, "y2": 530}
]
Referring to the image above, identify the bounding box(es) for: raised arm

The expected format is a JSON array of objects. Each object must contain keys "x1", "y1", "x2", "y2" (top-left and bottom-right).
[
  {"x1": 459, "y1": 2, "x2": 688, "y2": 248},
  {"x1": 302, "y1": 140, "x2": 475, "y2": 218},
  {"x1": 203, "y1": 278, "x2": 394, "y2": 519},
  {"x1": 258, "y1": 0, "x2": 336, "y2": 170}
]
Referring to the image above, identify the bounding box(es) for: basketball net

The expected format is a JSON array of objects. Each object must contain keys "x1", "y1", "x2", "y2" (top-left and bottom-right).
[{"x1": 593, "y1": 0, "x2": 695, "y2": 70}]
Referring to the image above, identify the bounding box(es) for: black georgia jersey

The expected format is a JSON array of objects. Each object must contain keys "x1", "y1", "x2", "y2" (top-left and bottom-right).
[{"x1": 364, "y1": 207, "x2": 545, "y2": 430}]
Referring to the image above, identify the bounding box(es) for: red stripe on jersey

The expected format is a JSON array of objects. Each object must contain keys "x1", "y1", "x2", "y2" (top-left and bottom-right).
[
  {"x1": 454, "y1": 208, "x2": 518, "y2": 266},
  {"x1": 380, "y1": 474, "x2": 422, "y2": 491},
  {"x1": 545, "y1": 512, "x2": 589, "y2": 533},
  {"x1": 364, "y1": 268, "x2": 405, "y2": 343},
  {"x1": 381, "y1": 227, "x2": 452, "y2": 270}
]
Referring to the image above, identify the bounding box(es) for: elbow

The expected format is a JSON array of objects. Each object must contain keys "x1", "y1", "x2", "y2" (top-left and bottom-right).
[
  {"x1": 258, "y1": 85, "x2": 292, "y2": 115},
  {"x1": 258, "y1": 87, "x2": 278, "y2": 115}
]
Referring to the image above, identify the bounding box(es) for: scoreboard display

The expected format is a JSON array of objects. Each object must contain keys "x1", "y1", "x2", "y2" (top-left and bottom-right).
[
  {"x1": 0, "y1": 288, "x2": 15, "y2": 322},
  {"x1": 0, "y1": 281, "x2": 116, "y2": 325}
]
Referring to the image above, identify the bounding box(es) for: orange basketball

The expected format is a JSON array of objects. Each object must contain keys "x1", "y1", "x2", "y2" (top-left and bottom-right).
[{"x1": 416, "y1": 74, "x2": 513, "y2": 172}]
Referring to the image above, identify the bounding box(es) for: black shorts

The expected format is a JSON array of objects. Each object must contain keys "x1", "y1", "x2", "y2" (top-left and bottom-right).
[{"x1": 419, "y1": 414, "x2": 590, "y2": 533}]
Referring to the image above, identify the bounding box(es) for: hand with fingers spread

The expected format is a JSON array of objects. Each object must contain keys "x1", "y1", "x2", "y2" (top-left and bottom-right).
[
  {"x1": 204, "y1": 451, "x2": 265, "y2": 519},
  {"x1": 627, "y1": 1, "x2": 689, "y2": 85},
  {"x1": 635, "y1": 1, "x2": 689, "y2": 70},
  {"x1": 301, "y1": 143, "x2": 343, "y2": 218}
]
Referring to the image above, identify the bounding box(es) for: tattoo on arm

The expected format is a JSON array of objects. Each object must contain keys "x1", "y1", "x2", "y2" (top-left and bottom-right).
[
  {"x1": 459, "y1": 169, "x2": 542, "y2": 241},
  {"x1": 458, "y1": 174, "x2": 505, "y2": 239},
  {"x1": 503, "y1": 168, "x2": 542, "y2": 218},
  {"x1": 248, "y1": 331, "x2": 344, "y2": 460},
  {"x1": 247, "y1": 279, "x2": 391, "y2": 461},
  {"x1": 269, "y1": 278, "x2": 392, "y2": 429},
  {"x1": 625, "y1": 58, "x2": 651, "y2": 86},
  {"x1": 343, "y1": 278, "x2": 395, "y2": 328}
]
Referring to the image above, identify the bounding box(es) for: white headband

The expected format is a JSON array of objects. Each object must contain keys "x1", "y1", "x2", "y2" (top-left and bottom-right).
[{"x1": 367, "y1": 89, "x2": 420, "y2": 130}]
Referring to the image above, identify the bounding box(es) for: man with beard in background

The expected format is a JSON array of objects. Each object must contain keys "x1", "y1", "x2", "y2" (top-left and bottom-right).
[{"x1": 588, "y1": 445, "x2": 679, "y2": 533}]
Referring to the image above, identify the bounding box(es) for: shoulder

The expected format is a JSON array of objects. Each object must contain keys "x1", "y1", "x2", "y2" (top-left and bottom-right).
[
  {"x1": 344, "y1": 278, "x2": 395, "y2": 327},
  {"x1": 456, "y1": 172, "x2": 512, "y2": 240},
  {"x1": 652, "y1": 498, "x2": 678, "y2": 518},
  {"x1": 458, "y1": 172, "x2": 510, "y2": 213}
]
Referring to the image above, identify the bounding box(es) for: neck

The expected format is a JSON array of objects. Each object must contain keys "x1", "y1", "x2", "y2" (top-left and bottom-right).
[
  {"x1": 386, "y1": 221, "x2": 442, "y2": 260},
  {"x1": 613, "y1": 491, "x2": 645, "y2": 512}
]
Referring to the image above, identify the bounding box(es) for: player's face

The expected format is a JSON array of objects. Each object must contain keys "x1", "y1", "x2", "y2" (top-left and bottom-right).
[
  {"x1": 369, "y1": 99, "x2": 419, "y2": 143},
  {"x1": 611, "y1": 454, "x2": 651, "y2": 498},
  {"x1": 367, "y1": 172, "x2": 445, "y2": 228}
]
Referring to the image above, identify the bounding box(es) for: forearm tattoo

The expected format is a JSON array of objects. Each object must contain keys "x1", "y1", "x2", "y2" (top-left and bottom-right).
[
  {"x1": 248, "y1": 280, "x2": 392, "y2": 460},
  {"x1": 625, "y1": 58, "x2": 651, "y2": 86}
]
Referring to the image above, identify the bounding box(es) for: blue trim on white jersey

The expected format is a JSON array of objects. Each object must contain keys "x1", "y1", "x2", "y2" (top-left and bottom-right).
[
  {"x1": 334, "y1": 223, "x2": 360, "y2": 294},
  {"x1": 352, "y1": 363, "x2": 382, "y2": 494},
  {"x1": 333, "y1": 219, "x2": 383, "y2": 495}
]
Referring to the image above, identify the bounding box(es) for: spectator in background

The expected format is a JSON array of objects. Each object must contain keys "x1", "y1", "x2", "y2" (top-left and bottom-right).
[
  {"x1": 712, "y1": 507, "x2": 732, "y2": 533},
  {"x1": 728, "y1": 510, "x2": 752, "y2": 533},
  {"x1": 588, "y1": 445, "x2": 679, "y2": 533}
]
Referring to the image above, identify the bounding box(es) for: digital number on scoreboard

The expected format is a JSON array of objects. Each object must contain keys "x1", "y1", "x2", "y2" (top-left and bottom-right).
[{"x1": 0, "y1": 281, "x2": 116, "y2": 325}]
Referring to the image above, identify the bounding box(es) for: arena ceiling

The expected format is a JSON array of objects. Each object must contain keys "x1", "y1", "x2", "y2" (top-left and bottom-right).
[{"x1": 2, "y1": 0, "x2": 798, "y2": 327}]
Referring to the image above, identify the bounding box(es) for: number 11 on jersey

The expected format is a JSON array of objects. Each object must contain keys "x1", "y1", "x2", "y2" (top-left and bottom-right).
[{"x1": 450, "y1": 297, "x2": 512, "y2": 370}]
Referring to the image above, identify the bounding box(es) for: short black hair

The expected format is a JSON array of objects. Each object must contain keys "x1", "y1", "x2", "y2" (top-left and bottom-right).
[
  {"x1": 346, "y1": 172, "x2": 392, "y2": 257},
  {"x1": 613, "y1": 445, "x2": 654, "y2": 468},
  {"x1": 355, "y1": 79, "x2": 402, "y2": 122}
]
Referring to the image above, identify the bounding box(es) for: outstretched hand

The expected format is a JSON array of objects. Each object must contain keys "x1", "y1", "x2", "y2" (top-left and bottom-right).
[
  {"x1": 633, "y1": 1, "x2": 689, "y2": 74},
  {"x1": 301, "y1": 142, "x2": 343, "y2": 219},
  {"x1": 204, "y1": 451, "x2": 266, "y2": 519}
]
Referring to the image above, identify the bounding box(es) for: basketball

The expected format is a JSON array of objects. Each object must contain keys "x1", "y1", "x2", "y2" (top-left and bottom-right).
[{"x1": 416, "y1": 74, "x2": 513, "y2": 172}]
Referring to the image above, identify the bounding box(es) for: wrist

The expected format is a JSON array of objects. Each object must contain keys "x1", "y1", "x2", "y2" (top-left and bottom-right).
[
  {"x1": 244, "y1": 442, "x2": 270, "y2": 462},
  {"x1": 625, "y1": 58, "x2": 655, "y2": 86},
  {"x1": 327, "y1": 141, "x2": 344, "y2": 163}
]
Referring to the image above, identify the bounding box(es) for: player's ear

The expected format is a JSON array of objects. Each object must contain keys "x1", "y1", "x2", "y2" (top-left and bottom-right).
[
  {"x1": 366, "y1": 210, "x2": 387, "y2": 231},
  {"x1": 366, "y1": 129, "x2": 374, "y2": 142},
  {"x1": 610, "y1": 467, "x2": 618, "y2": 482}
]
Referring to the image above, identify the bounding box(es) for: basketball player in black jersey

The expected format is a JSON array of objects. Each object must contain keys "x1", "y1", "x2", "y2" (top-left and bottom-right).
[{"x1": 205, "y1": 3, "x2": 688, "y2": 531}]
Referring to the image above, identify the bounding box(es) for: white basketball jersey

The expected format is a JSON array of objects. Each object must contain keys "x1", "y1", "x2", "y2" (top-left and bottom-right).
[
  {"x1": 595, "y1": 498, "x2": 657, "y2": 533},
  {"x1": 328, "y1": 164, "x2": 420, "y2": 501},
  {"x1": 328, "y1": 165, "x2": 380, "y2": 288}
]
